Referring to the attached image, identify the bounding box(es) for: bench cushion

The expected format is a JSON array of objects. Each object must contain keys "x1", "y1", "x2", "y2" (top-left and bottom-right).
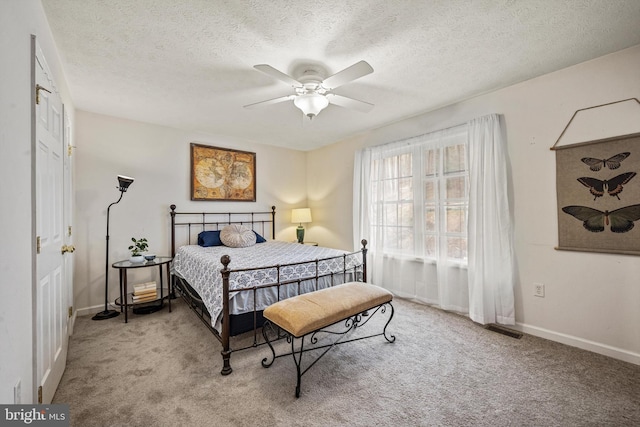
[{"x1": 263, "y1": 282, "x2": 393, "y2": 338}]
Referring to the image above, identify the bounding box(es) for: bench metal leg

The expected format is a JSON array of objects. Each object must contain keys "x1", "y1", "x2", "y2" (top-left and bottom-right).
[
  {"x1": 261, "y1": 321, "x2": 277, "y2": 368},
  {"x1": 292, "y1": 335, "x2": 304, "y2": 398},
  {"x1": 262, "y1": 302, "x2": 395, "y2": 398}
]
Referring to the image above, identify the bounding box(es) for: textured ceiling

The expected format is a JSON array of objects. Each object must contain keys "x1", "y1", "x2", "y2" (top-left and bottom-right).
[{"x1": 42, "y1": 0, "x2": 640, "y2": 151}]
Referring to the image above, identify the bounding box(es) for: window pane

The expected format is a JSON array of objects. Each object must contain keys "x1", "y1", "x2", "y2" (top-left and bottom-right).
[
  {"x1": 383, "y1": 179, "x2": 397, "y2": 201},
  {"x1": 399, "y1": 177, "x2": 412, "y2": 200},
  {"x1": 400, "y1": 203, "x2": 413, "y2": 226},
  {"x1": 424, "y1": 235, "x2": 436, "y2": 257},
  {"x1": 445, "y1": 176, "x2": 466, "y2": 199},
  {"x1": 400, "y1": 227, "x2": 414, "y2": 251},
  {"x1": 371, "y1": 181, "x2": 379, "y2": 198},
  {"x1": 444, "y1": 144, "x2": 466, "y2": 174},
  {"x1": 445, "y1": 205, "x2": 466, "y2": 233},
  {"x1": 371, "y1": 159, "x2": 379, "y2": 179},
  {"x1": 399, "y1": 153, "x2": 412, "y2": 177},
  {"x1": 425, "y1": 208, "x2": 436, "y2": 232},
  {"x1": 424, "y1": 180, "x2": 437, "y2": 202},
  {"x1": 447, "y1": 237, "x2": 467, "y2": 260},
  {"x1": 383, "y1": 156, "x2": 398, "y2": 179},
  {"x1": 424, "y1": 149, "x2": 438, "y2": 177},
  {"x1": 383, "y1": 226, "x2": 399, "y2": 250},
  {"x1": 384, "y1": 204, "x2": 398, "y2": 224}
]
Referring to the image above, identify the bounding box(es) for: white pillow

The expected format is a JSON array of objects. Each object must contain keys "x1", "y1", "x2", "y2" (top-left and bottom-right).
[{"x1": 220, "y1": 224, "x2": 257, "y2": 248}]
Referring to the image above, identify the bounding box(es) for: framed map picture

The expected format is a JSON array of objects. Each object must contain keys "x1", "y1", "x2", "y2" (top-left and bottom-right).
[{"x1": 190, "y1": 143, "x2": 256, "y2": 201}]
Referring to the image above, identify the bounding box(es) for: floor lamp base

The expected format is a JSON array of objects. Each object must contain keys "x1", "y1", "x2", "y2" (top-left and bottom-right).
[{"x1": 92, "y1": 310, "x2": 120, "y2": 320}]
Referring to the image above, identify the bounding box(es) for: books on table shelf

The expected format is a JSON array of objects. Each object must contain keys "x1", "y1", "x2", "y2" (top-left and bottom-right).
[{"x1": 132, "y1": 281, "x2": 157, "y2": 302}]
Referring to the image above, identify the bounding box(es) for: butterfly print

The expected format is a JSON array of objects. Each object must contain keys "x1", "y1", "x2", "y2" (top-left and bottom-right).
[
  {"x1": 576, "y1": 172, "x2": 637, "y2": 200},
  {"x1": 562, "y1": 204, "x2": 640, "y2": 233},
  {"x1": 581, "y1": 152, "x2": 630, "y2": 171}
]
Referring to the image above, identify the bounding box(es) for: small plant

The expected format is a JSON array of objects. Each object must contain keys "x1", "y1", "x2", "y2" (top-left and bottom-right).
[{"x1": 128, "y1": 237, "x2": 148, "y2": 256}]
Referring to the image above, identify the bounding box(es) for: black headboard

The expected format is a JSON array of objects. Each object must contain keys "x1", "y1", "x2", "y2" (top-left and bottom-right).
[{"x1": 169, "y1": 204, "x2": 276, "y2": 257}]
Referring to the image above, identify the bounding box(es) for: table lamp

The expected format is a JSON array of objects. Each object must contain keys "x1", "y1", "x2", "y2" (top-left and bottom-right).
[{"x1": 291, "y1": 208, "x2": 312, "y2": 243}]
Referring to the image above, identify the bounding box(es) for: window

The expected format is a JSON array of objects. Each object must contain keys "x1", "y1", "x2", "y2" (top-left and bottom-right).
[
  {"x1": 355, "y1": 114, "x2": 514, "y2": 324},
  {"x1": 368, "y1": 131, "x2": 468, "y2": 263}
]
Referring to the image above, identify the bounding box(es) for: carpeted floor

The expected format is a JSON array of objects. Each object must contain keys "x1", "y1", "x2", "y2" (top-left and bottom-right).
[{"x1": 53, "y1": 297, "x2": 640, "y2": 426}]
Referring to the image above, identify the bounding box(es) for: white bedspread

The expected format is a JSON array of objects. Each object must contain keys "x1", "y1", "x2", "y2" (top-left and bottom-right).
[{"x1": 172, "y1": 241, "x2": 362, "y2": 328}]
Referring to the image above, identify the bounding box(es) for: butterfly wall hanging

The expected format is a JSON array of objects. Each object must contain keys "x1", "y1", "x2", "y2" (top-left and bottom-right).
[
  {"x1": 554, "y1": 132, "x2": 640, "y2": 254},
  {"x1": 551, "y1": 98, "x2": 640, "y2": 254}
]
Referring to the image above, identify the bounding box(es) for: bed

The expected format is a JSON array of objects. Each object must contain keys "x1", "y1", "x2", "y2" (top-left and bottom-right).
[{"x1": 169, "y1": 204, "x2": 368, "y2": 374}]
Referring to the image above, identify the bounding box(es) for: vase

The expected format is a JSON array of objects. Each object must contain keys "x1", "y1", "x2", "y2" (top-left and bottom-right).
[{"x1": 129, "y1": 255, "x2": 144, "y2": 263}]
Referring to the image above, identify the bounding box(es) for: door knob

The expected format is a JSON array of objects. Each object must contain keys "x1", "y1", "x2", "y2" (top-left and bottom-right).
[{"x1": 61, "y1": 245, "x2": 76, "y2": 254}]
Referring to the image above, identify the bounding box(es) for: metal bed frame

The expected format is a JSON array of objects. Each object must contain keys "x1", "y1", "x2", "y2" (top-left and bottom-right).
[{"x1": 169, "y1": 204, "x2": 368, "y2": 375}]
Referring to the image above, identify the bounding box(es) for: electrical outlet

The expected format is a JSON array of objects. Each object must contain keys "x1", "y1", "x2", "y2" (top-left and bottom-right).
[
  {"x1": 14, "y1": 379, "x2": 21, "y2": 404},
  {"x1": 534, "y1": 283, "x2": 545, "y2": 298}
]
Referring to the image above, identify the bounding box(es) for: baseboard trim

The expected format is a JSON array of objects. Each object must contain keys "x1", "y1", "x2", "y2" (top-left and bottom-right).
[
  {"x1": 76, "y1": 304, "x2": 108, "y2": 317},
  {"x1": 68, "y1": 310, "x2": 77, "y2": 335},
  {"x1": 393, "y1": 294, "x2": 640, "y2": 366},
  {"x1": 512, "y1": 322, "x2": 640, "y2": 366}
]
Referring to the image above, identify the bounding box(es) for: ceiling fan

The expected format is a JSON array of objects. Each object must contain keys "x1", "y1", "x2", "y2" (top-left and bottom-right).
[{"x1": 244, "y1": 60, "x2": 374, "y2": 120}]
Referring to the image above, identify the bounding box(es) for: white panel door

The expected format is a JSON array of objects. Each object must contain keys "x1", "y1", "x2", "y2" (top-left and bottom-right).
[
  {"x1": 35, "y1": 41, "x2": 67, "y2": 404},
  {"x1": 63, "y1": 106, "x2": 75, "y2": 334}
]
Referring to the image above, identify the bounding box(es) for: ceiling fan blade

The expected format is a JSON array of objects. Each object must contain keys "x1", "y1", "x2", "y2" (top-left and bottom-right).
[
  {"x1": 243, "y1": 95, "x2": 295, "y2": 109},
  {"x1": 254, "y1": 64, "x2": 302, "y2": 88},
  {"x1": 321, "y1": 60, "x2": 374, "y2": 90},
  {"x1": 327, "y1": 94, "x2": 374, "y2": 113}
]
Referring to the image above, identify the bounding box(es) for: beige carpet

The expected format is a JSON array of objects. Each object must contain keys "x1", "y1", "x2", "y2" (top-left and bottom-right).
[{"x1": 53, "y1": 297, "x2": 640, "y2": 426}]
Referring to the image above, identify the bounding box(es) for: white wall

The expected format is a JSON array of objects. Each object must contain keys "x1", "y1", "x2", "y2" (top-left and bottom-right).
[
  {"x1": 308, "y1": 45, "x2": 640, "y2": 364},
  {"x1": 0, "y1": 0, "x2": 75, "y2": 404},
  {"x1": 74, "y1": 111, "x2": 308, "y2": 313}
]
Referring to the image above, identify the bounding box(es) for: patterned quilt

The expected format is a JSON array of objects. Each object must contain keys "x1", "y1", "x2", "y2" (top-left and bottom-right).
[{"x1": 173, "y1": 241, "x2": 362, "y2": 328}]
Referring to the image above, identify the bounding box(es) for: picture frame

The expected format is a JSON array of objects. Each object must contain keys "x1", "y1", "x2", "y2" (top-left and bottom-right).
[{"x1": 190, "y1": 143, "x2": 256, "y2": 201}]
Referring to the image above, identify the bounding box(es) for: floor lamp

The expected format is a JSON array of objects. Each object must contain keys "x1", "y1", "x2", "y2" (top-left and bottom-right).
[{"x1": 92, "y1": 175, "x2": 134, "y2": 320}]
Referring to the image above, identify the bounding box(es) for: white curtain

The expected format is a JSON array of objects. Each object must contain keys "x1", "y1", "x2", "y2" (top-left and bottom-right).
[
  {"x1": 353, "y1": 114, "x2": 515, "y2": 325},
  {"x1": 467, "y1": 114, "x2": 515, "y2": 324},
  {"x1": 354, "y1": 125, "x2": 471, "y2": 313}
]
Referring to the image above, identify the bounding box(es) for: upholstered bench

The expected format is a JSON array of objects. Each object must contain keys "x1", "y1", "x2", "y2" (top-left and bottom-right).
[{"x1": 261, "y1": 282, "x2": 395, "y2": 397}]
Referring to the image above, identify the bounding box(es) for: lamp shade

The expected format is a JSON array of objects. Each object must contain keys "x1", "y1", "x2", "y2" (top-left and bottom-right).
[
  {"x1": 293, "y1": 94, "x2": 329, "y2": 119},
  {"x1": 117, "y1": 175, "x2": 135, "y2": 192},
  {"x1": 291, "y1": 208, "x2": 312, "y2": 224}
]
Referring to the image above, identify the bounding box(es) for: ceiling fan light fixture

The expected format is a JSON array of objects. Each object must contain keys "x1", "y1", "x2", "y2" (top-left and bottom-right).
[
  {"x1": 294, "y1": 93, "x2": 329, "y2": 119},
  {"x1": 246, "y1": 60, "x2": 373, "y2": 120}
]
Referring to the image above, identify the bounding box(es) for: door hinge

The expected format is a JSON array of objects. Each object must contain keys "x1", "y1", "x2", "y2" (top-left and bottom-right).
[
  {"x1": 38, "y1": 386, "x2": 42, "y2": 404},
  {"x1": 68, "y1": 226, "x2": 72, "y2": 237},
  {"x1": 35, "y1": 84, "x2": 51, "y2": 105},
  {"x1": 36, "y1": 236, "x2": 41, "y2": 254},
  {"x1": 67, "y1": 145, "x2": 74, "y2": 157},
  {"x1": 68, "y1": 306, "x2": 73, "y2": 318}
]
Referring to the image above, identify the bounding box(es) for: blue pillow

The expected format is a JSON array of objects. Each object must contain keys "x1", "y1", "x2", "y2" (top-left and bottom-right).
[
  {"x1": 254, "y1": 231, "x2": 267, "y2": 243},
  {"x1": 198, "y1": 230, "x2": 223, "y2": 247}
]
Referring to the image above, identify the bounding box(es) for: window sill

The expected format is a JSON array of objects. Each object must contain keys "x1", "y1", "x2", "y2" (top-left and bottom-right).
[{"x1": 380, "y1": 252, "x2": 468, "y2": 268}]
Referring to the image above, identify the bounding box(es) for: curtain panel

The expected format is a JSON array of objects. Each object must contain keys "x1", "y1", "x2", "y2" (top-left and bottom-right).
[
  {"x1": 467, "y1": 114, "x2": 515, "y2": 325},
  {"x1": 353, "y1": 114, "x2": 515, "y2": 325}
]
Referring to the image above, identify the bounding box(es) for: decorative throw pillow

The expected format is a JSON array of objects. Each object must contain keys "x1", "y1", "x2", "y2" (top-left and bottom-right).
[
  {"x1": 254, "y1": 231, "x2": 267, "y2": 243},
  {"x1": 198, "y1": 230, "x2": 223, "y2": 247},
  {"x1": 220, "y1": 224, "x2": 257, "y2": 248}
]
